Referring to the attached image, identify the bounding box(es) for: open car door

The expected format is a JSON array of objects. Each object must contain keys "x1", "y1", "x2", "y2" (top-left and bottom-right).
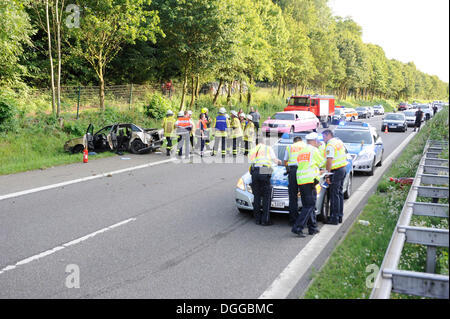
[
  {"x1": 85, "y1": 124, "x2": 95, "y2": 151},
  {"x1": 107, "y1": 124, "x2": 119, "y2": 151}
]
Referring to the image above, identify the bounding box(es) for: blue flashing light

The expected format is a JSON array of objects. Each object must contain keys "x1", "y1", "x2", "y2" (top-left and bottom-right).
[
  {"x1": 339, "y1": 121, "x2": 346, "y2": 126},
  {"x1": 362, "y1": 123, "x2": 369, "y2": 127},
  {"x1": 281, "y1": 133, "x2": 290, "y2": 139}
]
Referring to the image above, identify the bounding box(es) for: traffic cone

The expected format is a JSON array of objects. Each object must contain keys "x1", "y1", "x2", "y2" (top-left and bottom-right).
[
  {"x1": 83, "y1": 148, "x2": 89, "y2": 163},
  {"x1": 384, "y1": 125, "x2": 388, "y2": 133}
]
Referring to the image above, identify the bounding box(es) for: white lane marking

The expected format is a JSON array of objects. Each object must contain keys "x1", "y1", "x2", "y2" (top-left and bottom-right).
[
  {"x1": 0, "y1": 218, "x2": 136, "y2": 275},
  {"x1": 0, "y1": 158, "x2": 176, "y2": 202},
  {"x1": 259, "y1": 131, "x2": 417, "y2": 299}
]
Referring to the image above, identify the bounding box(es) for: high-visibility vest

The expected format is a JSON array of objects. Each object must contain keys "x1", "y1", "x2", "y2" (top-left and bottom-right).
[
  {"x1": 243, "y1": 122, "x2": 255, "y2": 142},
  {"x1": 285, "y1": 141, "x2": 307, "y2": 166},
  {"x1": 326, "y1": 138, "x2": 347, "y2": 170},
  {"x1": 176, "y1": 117, "x2": 192, "y2": 134},
  {"x1": 318, "y1": 142, "x2": 326, "y2": 168},
  {"x1": 249, "y1": 144, "x2": 274, "y2": 168},
  {"x1": 296, "y1": 144, "x2": 324, "y2": 185},
  {"x1": 231, "y1": 117, "x2": 243, "y2": 138},
  {"x1": 162, "y1": 116, "x2": 176, "y2": 137}
]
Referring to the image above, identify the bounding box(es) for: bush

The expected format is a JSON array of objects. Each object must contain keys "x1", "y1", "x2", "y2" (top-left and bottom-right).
[
  {"x1": 63, "y1": 120, "x2": 86, "y2": 136},
  {"x1": 144, "y1": 93, "x2": 172, "y2": 120},
  {"x1": 0, "y1": 95, "x2": 18, "y2": 133}
]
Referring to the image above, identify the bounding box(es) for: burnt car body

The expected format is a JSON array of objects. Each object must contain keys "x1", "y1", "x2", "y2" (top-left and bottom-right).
[{"x1": 64, "y1": 123, "x2": 163, "y2": 154}]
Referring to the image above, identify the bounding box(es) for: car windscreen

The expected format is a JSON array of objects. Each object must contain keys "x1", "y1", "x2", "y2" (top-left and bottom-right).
[
  {"x1": 272, "y1": 113, "x2": 295, "y2": 121},
  {"x1": 404, "y1": 111, "x2": 415, "y2": 117},
  {"x1": 385, "y1": 114, "x2": 405, "y2": 120},
  {"x1": 356, "y1": 107, "x2": 366, "y2": 111},
  {"x1": 334, "y1": 130, "x2": 372, "y2": 144},
  {"x1": 335, "y1": 109, "x2": 343, "y2": 115},
  {"x1": 288, "y1": 97, "x2": 309, "y2": 107}
]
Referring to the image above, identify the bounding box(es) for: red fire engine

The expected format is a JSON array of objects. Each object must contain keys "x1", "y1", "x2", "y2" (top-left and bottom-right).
[{"x1": 284, "y1": 95, "x2": 335, "y2": 127}]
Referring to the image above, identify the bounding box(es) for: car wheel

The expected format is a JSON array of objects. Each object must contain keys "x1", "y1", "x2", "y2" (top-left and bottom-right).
[
  {"x1": 130, "y1": 139, "x2": 145, "y2": 154},
  {"x1": 344, "y1": 173, "x2": 352, "y2": 199},
  {"x1": 72, "y1": 144, "x2": 84, "y2": 154},
  {"x1": 376, "y1": 151, "x2": 383, "y2": 167},
  {"x1": 367, "y1": 158, "x2": 376, "y2": 176},
  {"x1": 318, "y1": 189, "x2": 331, "y2": 223}
]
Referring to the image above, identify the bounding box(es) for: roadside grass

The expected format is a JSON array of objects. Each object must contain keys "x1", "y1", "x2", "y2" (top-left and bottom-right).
[{"x1": 303, "y1": 106, "x2": 449, "y2": 299}]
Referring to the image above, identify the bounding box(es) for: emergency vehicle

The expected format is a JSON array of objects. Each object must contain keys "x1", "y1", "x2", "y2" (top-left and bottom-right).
[{"x1": 284, "y1": 95, "x2": 335, "y2": 127}]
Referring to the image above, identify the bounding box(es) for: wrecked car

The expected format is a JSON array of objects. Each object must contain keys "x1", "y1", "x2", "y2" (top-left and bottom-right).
[{"x1": 64, "y1": 123, "x2": 163, "y2": 154}]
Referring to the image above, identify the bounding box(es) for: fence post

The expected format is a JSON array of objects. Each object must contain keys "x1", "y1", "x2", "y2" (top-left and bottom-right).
[
  {"x1": 76, "y1": 85, "x2": 81, "y2": 119},
  {"x1": 129, "y1": 83, "x2": 133, "y2": 110}
]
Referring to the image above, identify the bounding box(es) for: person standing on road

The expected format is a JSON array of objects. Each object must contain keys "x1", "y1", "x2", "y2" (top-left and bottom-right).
[
  {"x1": 249, "y1": 107, "x2": 261, "y2": 144},
  {"x1": 414, "y1": 108, "x2": 424, "y2": 132},
  {"x1": 243, "y1": 114, "x2": 255, "y2": 156},
  {"x1": 196, "y1": 113, "x2": 208, "y2": 157},
  {"x1": 291, "y1": 136, "x2": 324, "y2": 237},
  {"x1": 433, "y1": 105, "x2": 438, "y2": 116},
  {"x1": 304, "y1": 132, "x2": 326, "y2": 234},
  {"x1": 162, "y1": 110, "x2": 176, "y2": 156},
  {"x1": 283, "y1": 135, "x2": 306, "y2": 225},
  {"x1": 321, "y1": 130, "x2": 347, "y2": 225},
  {"x1": 201, "y1": 108, "x2": 212, "y2": 150},
  {"x1": 212, "y1": 108, "x2": 228, "y2": 158},
  {"x1": 249, "y1": 140, "x2": 281, "y2": 226},
  {"x1": 230, "y1": 110, "x2": 243, "y2": 157},
  {"x1": 175, "y1": 111, "x2": 192, "y2": 158}
]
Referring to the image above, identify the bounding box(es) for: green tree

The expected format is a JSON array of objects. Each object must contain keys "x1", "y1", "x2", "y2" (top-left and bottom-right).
[
  {"x1": 0, "y1": 0, "x2": 34, "y2": 85},
  {"x1": 68, "y1": 0, "x2": 162, "y2": 110}
]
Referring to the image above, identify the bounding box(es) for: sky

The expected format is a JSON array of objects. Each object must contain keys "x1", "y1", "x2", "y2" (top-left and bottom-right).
[{"x1": 328, "y1": 0, "x2": 449, "y2": 83}]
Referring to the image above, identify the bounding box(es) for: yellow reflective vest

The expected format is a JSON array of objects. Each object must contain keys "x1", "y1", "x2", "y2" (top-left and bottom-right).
[
  {"x1": 162, "y1": 116, "x2": 176, "y2": 138},
  {"x1": 230, "y1": 117, "x2": 243, "y2": 138},
  {"x1": 243, "y1": 121, "x2": 255, "y2": 142},
  {"x1": 326, "y1": 138, "x2": 347, "y2": 170},
  {"x1": 249, "y1": 144, "x2": 275, "y2": 169},
  {"x1": 296, "y1": 144, "x2": 324, "y2": 185},
  {"x1": 285, "y1": 141, "x2": 307, "y2": 166}
]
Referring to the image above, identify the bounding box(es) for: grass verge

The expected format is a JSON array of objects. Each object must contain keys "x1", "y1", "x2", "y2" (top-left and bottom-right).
[{"x1": 303, "y1": 106, "x2": 449, "y2": 299}]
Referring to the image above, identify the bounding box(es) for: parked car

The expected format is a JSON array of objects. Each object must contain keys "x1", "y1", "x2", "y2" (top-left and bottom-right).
[
  {"x1": 373, "y1": 105, "x2": 385, "y2": 115},
  {"x1": 261, "y1": 111, "x2": 320, "y2": 136},
  {"x1": 403, "y1": 110, "x2": 420, "y2": 127},
  {"x1": 355, "y1": 107, "x2": 370, "y2": 119},
  {"x1": 343, "y1": 108, "x2": 358, "y2": 121},
  {"x1": 381, "y1": 113, "x2": 408, "y2": 132},
  {"x1": 333, "y1": 122, "x2": 384, "y2": 176},
  {"x1": 235, "y1": 132, "x2": 354, "y2": 222},
  {"x1": 64, "y1": 123, "x2": 164, "y2": 154},
  {"x1": 397, "y1": 102, "x2": 409, "y2": 111},
  {"x1": 366, "y1": 107, "x2": 375, "y2": 117},
  {"x1": 331, "y1": 108, "x2": 347, "y2": 124}
]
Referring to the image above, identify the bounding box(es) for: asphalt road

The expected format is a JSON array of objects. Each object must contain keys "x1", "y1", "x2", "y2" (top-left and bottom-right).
[{"x1": 0, "y1": 115, "x2": 416, "y2": 298}]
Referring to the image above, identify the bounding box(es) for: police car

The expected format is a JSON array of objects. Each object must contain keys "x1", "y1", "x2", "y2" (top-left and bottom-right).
[
  {"x1": 333, "y1": 122, "x2": 384, "y2": 176},
  {"x1": 235, "y1": 132, "x2": 354, "y2": 222}
]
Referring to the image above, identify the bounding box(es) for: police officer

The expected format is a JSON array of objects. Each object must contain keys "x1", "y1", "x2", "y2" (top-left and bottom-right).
[
  {"x1": 162, "y1": 110, "x2": 176, "y2": 156},
  {"x1": 305, "y1": 132, "x2": 325, "y2": 234},
  {"x1": 283, "y1": 135, "x2": 306, "y2": 226},
  {"x1": 291, "y1": 137, "x2": 324, "y2": 237},
  {"x1": 321, "y1": 130, "x2": 347, "y2": 225},
  {"x1": 249, "y1": 139, "x2": 281, "y2": 226},
  {"x1": 212, "y1": 108, "x2": 228, "y2": 158}
]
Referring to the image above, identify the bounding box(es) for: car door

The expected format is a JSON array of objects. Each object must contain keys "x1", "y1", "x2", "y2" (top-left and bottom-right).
[
  {"x1": 85, "y1": 124, "x2": 94, "y2": 150},
  {"x1": 108, "y1": 124, "x2": 119, "y2": 150},
  {"x1": 374, "y1": 133, "x2": 383, "y2": 162}
]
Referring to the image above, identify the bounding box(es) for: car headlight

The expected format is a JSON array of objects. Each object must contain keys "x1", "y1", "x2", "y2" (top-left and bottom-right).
[{"x1": 237, "y1": 178, "x2": 246, "y2": 191}]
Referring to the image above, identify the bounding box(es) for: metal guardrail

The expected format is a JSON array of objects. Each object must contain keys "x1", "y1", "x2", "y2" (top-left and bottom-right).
[{"x1": 371, "y1": 140, "x2": 449, "y2": 299}]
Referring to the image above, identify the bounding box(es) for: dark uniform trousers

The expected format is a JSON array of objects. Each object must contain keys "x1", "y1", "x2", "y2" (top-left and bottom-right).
[
  {"x1": 212, "y1": 135, "x2": 226, "y2": 157},
  {"x1": 251, "y1": 167, "x2": 272, "y2": 225},
  {"x1": 329, "y1": 166, "x2": 346, "y2": 223},
  {"x1": 287, "y1": 166, "x2": 299, "y2": 224},
  {"x1": 292, "y1": 183, "x2": 316, "y2": 233}
]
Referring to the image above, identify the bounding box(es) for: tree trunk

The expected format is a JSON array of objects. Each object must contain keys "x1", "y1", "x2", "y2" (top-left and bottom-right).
[
  {"x1": 180, "y1": 71, "x2": 188, "y2": 111},
  {"x1": 212, "y1": 78, "x2": 223, "y2": 105},
  {"x1": 45, "y1": 0, "x2": 56, "y2": 115},
  {"x1": 282, "y1": 79, "x2": 286, "y2": 98},
  {"x1": 195, "y1": 75, "x2": 200, "y2": 100},
  {"x1": 189, "y1": 76, "x2": 195, "y2": 109},
  {"x1": 55, "y1": 0, "x2": 62, "y2": 117},
  {"x1": 239, "y1": 79, "x2": 243, "y2": 103},
  {"x1": 294, "y1": 82, "x2": 298, "y2": 95},
  {"x1": 277, "y1": 79, "x2": 282, "y2": 96},
  {"x1": 247, "y1": 76, "x2": 253, "y2": 106},
  {"x1": 99, "y1": 69, "x2": 105, "y2": 110},
  {"x1": 227, "y1": 81, "x2": 232, "y2": 105}
]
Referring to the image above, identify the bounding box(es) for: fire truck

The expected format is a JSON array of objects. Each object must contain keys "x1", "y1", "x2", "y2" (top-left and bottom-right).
[{"x1": 284, "y1": 95, "x2": 335, "y2": 128}]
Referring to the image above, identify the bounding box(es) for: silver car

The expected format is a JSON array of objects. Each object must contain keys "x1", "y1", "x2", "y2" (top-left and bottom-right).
[{"x1": 235, "y1": 133, "x2": 354, "y2": 222}]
